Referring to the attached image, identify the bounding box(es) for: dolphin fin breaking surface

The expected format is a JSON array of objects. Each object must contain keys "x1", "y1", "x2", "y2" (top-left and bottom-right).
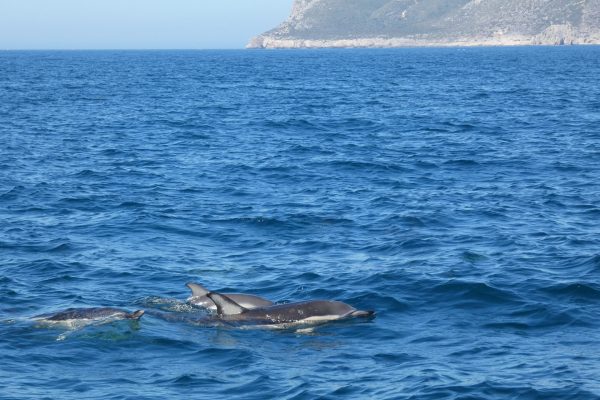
[
  {"x1": 128, "y1": 310, "x2": 145, "y2": 320},
  {"x1": 186, "y1": 282, "x2": 210, "y2": 297},
  {"x1": 186, "y1": 282, "x2": 274, "y2": 310},
  {"x1": 207, "y1": 292, "x2": 248, "y2": 316}
]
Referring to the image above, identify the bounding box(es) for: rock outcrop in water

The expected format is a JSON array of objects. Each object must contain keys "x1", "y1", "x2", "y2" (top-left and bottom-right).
[{"x1": 248, "y1": 0, "x2": 600, "y2": 48}]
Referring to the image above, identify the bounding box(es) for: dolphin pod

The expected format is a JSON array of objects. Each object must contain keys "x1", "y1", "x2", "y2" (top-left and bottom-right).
[{"x1": 33, "y1": 282, "x2": 374, "y2": 331}]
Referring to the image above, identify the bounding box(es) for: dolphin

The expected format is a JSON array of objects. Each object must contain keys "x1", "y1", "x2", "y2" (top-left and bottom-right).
[
  {"x1": 34, "y1": 307, "x2": 144, "y2": 328},
  {"x1": 186, "y1": 282, "x2": 273, "y2": 311},
  {"x1": 204, "y1": 292, "x2": 374, "y2": 328}
]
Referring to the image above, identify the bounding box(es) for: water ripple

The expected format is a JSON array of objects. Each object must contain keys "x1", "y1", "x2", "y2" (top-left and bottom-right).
[{"x1": 1, "y1": 48, "x2": 600, "y2": 399}]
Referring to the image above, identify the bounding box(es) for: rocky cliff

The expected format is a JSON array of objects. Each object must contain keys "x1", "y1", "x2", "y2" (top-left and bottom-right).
[{"x1": 248, "y1": 0, "x2": 600, "y2": 48}]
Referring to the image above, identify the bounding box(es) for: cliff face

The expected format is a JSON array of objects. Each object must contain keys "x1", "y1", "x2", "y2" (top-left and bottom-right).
[{"x1": 247, "y1": 0, "x2": 600, "y2": 48}]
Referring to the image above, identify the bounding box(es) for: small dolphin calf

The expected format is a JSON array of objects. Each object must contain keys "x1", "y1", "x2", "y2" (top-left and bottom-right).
[
  {"x1": 34, "y1": 307, "x2": 144, "y2": 328},
  {"x1": 186, "y1": 282, "x2": 273, "y2": 311},
  {"x1": 205, "y1": 292, "x2": 374, "y2": 328}
]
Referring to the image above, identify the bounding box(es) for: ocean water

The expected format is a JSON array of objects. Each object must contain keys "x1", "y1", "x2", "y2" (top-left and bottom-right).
[{"x1": 1, "y1": 47, "x2": 600, "y2": 399}]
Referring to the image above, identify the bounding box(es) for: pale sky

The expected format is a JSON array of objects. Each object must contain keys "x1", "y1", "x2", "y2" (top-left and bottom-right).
[{"x1": 0, "y1": 0, "x2": 294, "y2": 49}]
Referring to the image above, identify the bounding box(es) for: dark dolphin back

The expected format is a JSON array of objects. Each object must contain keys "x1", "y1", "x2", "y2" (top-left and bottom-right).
[
  {"x1": 39, "y1": 307, "x2": 132, "y2": 321},
  {"x1": 241, "y1": 300, "x2": 356, "y2": 322},
  {"x1": 206, "y1": 292, "x2": 373, "y2": 324}
]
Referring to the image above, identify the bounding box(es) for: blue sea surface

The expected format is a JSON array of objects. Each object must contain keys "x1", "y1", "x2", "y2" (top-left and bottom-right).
[{"x1": 1, "y1": 47, "x2": 600, "y2": 399}]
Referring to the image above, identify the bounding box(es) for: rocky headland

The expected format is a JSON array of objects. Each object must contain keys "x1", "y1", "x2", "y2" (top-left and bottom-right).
[{"x1": 248, "y1": 0, "x2": 600, "y2": 48}]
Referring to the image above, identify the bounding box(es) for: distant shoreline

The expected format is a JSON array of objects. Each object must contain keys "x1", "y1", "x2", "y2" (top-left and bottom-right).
[{"x1": 247, "y1": 34, "x2": 600, "y2": 49}]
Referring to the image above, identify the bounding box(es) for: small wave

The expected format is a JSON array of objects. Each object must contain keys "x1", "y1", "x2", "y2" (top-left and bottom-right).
[
  {"x1": 212, "y1": 216, "x2": 286, "y2": 227},
  {"x1": 0, "y1": 240, "x2": 74, "y2": 254},
  {"x1": 147, "y1": 223, "x2": 210, "y2": 238},
  {"x1": 461, "y1": 251, "x2": 488, "y2": 263},
  {"x1": 564, "y1": 254, "x2": 600, "y2": 275},
  {"x1": 71, "y1": 169, "x2": 101, "y2": 177},
  {"x1": 292, "y1": 272, "x2": 322, "y2": 282},
  {"x1": 256, "y1": 165, "x2": 298, "y2": 173},
  {"x1": 483, "y1": 321, "x2": 533, "y2": 330},
  {"x1": 0, "y1": 185, "x2": 26, "y2": 201},
  {"x1": 60, "y1": 196, "x2": 96, "y2": 204},
  {"x1": 40, "y1": 274, "x2": 89, "y2": 284},
  {"x1": 325, "y1": 385, "x2": 365, "y2": 397},
  {"x1": 372, "y1": 352, "x2": 425, "y2": 364},
  {"x1": 484, "y1": 303, "x2": 591, "y2": 330},
  {"x1": 439, "y1": 120, "x2": 478, "y2": 132},
  {"x1": 48, "y1": 242, "x2": 73, "y2": 253},
  {"x1": 118, "y1": 201, "x2": 146, "y2": 208},
  {"x1": 5, "y1": 259, "x2": 74, "y2": 274},
  {"x1": 319, "y1": 160, "x2": 411, "y2": 173},
  {"x1": 167, "y1": 373, "x2": 225, "y2": 387},
  {"x1": 286, "y1": 144, "x2": 335, "y2": 156},
  {"x1": 321, "y1": 117, "x2": 387, "y2": 133},
  {"x1": 192, "y1": 347, "x2": 254, "y2": 364},
  {"x1": 415, "y1": 160, "x2": 439, "y2": 169},
  {"x1": 447, "y1": 346, "x2": 508, "y2": 358},
  {"x1": 429, "y1": 280, "x2": 521, "y2": 307},
  {"x1": 346, "y1": 293, "x2": 408, "y2": 313},
  {"x1": 553, "y1": 162, "x2": 582, "y2": 172},
  {"x1": 277, "y1": 382, "x2": 313, "y2": 400},
  {"x1": 287, "y1": 213, "x2": 354, "y2": 227},
  {"x1": 471, "y1": 91, "x2": 490, "y2": 99},
  {"x1": 580, "y1": 208, "x2": 600, "y2": 216},
  {"x1": 418, "y1": 380, "x2": 596, "y2": 400},
  {"x1": 259, "y1": 117, "x2": 322, "y2": 131},
  {"x1": 540, "y1": 282, "x2": 600, "y2": 301},
  {"x1": 373, "y1": 214, "x2": 426, "y2": 228},
  {"x1": 409, "y1": 335, "x2": 447, "y2": 344},
  {"x1": 100, "y1": 148, "x2": 127, "y2": 156},
  {"x1": 443, "y1": 159, "x2": 481, "y2": 167}
]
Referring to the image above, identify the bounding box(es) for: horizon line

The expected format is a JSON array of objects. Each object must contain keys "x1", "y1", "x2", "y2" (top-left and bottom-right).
[
  {"x1": 0, "y1": 48, "x2": 252, "y2": 51},
  {"x1": 2, "y1": 44, "x2": 598, "y2": 52}
]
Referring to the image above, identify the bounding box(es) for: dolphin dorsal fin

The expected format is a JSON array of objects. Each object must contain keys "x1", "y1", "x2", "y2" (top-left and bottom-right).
[
  {"x1": 207, "y1": 292, "x2": 247, "y2": 316},
  {"x1": 186, "y1": 282, "x2": 210, "y2": 297},
  {"x1": 128, "y1": 310, "x2": 145, "y2": 320}
]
